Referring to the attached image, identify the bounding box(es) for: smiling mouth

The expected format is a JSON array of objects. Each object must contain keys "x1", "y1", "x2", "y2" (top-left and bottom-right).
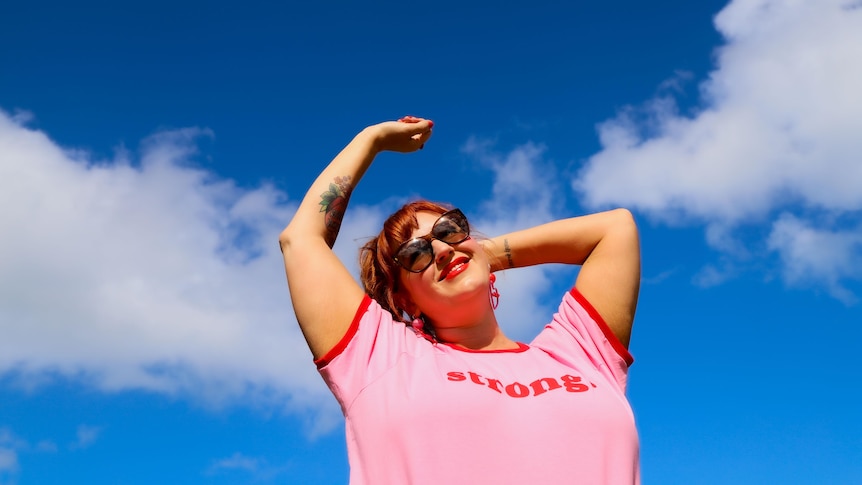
[{"x1": 439, "y1": 257, "x2": 470, "y2": 281}]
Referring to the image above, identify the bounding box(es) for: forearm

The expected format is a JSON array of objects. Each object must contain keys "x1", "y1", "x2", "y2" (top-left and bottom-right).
[
  {"x1": 485, "y1": 209, "x2": 641, "y2": 345},
  {"x1": 279, "y1": 127, "x2": 379, "y2": 250},
  {"x1": 277, "y1": 117, "x2": 432, "y2": 358},
  {"x1": 484, "y1": 209, "x2": 638, "y2": 272}
]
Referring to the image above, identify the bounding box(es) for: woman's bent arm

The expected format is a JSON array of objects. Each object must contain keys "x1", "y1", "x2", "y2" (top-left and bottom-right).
[
  {"x1": 279, "y1": 119, "x2": 432, "y2": 359},
  {"x1": 483, "y1": 209, "x2": 640, "y2": 348}
]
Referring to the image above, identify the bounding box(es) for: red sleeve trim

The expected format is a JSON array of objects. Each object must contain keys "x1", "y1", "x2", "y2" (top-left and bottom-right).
[
  {"x1": 314, "y1": 295, "x2": 372, "y2": 369},
  {"x1": 569, "y1": 287, "x2": 634, "y2": 367}
]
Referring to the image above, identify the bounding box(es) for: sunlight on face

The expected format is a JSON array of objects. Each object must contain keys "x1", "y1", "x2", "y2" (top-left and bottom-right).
[{"x1": 398, "y1": 212, "x2": 490, "y2": 323}]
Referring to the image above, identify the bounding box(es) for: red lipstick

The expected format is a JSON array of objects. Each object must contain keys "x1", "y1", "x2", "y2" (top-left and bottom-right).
[{"x1": 440, "y1": 257, "x2": 470, "y2": 281}]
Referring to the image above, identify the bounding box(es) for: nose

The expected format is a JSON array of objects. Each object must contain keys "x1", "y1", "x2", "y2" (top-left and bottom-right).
[{"x1": 431, "y1": 239, "x2": 454, "y2": 266}]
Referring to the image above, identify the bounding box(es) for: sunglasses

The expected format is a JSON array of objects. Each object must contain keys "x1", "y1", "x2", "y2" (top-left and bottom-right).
[{"x1": 393, "y1": 209, "x2": 471, "y2": 273}]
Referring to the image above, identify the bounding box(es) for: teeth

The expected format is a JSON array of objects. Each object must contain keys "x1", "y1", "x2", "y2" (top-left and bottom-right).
[
  {"x1": 442, "y1": 261, "x2": 466, "y2": 280},
  {"x1": 440, "y1": 258, "x2": 470, "y2": 281}
]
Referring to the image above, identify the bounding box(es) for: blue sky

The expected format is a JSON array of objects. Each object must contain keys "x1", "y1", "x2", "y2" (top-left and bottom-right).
[{"x1": 1, "y1": 0, "x2": 861, "y2": 483}]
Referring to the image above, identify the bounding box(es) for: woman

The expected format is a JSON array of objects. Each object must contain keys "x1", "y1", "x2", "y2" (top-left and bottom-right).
[{"x1": 280, "y1": 116, "x2": 641, "y2": 484}]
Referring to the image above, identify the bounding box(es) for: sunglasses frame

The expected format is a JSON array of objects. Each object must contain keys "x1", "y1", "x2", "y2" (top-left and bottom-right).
[{"x1": 392, "y1": 209, "x2": 471, "y2": 273}]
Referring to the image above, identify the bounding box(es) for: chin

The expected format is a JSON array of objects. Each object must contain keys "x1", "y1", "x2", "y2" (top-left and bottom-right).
[{"x1": 446, "y1": 272, "x2": 486, "y2": 300}]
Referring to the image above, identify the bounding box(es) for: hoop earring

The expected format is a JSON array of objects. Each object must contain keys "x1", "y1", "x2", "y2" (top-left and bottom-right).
[{"x1": 489, "y1": 273, "x2": 500, "y2": 309}]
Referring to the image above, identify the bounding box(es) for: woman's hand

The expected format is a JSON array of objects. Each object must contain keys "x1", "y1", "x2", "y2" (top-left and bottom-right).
[
  {"x1": 368, "y1": 116, "x2": 434, "y2": 153},
  {"x1": 483, "y1": 209, "x2": 640, "y2": 348}
]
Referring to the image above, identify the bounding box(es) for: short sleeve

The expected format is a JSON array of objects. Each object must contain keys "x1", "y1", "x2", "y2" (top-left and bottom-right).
[
  {"x1": 316, "y1": 296, "x2": 419, "y2": 412},
  {"x1": 531, "y1": 288, "x2": 633, "y2": 392}
]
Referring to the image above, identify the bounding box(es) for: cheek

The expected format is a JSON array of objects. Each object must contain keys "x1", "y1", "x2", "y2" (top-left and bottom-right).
[
  {"x1": 399, "y1": 271, "x2": 434, "y2": 303},
  {"x1": 461, "y1": 239, "x2": 488, "y2": 265},
  {"x1": 462, "y1": 237, "x2": 482, "y2": 251}
]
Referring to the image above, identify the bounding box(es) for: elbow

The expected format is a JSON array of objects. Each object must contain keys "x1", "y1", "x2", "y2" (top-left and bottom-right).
[
  {"x1": 278, "y1": 231, "x2": 289, "y2": 255},
  {"x1": 279, "y1": 224, "x2": 329, "y2": 258},
  {"x1": 612, "y1": 208, "x2": 638, "y2": 230},
  {"x1": 606, "y1": 208, "x2": 640, "y2": 248},
  {"x1": 278, "y1": 226, "x2": 297, "y2": 256},
  {"x1": 610, "y1": 207, "x2": 635, "y2": 222}
]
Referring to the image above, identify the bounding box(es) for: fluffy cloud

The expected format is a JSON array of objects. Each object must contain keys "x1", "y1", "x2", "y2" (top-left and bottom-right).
[
  {"x1": 768, "y1": 214, "x2": 862, "y2": 304},
  {"x1": 0, "y1": 110, "x2": 335, "y2": 428},
  {"x1": 575, "y1": 0, "x2": 862, "y2": 300},
  {"x1": 0, "y1": 109, "x2": 574, "y2": 431}
]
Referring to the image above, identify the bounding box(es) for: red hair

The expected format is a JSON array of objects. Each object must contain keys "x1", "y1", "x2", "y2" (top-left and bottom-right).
[{"x1": 359, "y1": 200, "x2": 453, "y2": 323}]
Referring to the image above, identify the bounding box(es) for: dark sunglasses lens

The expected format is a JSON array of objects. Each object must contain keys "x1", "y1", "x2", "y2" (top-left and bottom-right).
[
  {"x1": 396, "y1": 240, "x2": 434, "y2": 272},
  {"x1": 433, "y1": 211, "x2": 469, "y2": 243}
]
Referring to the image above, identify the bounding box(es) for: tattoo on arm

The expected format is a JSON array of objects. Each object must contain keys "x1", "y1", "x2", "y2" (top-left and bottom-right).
[
  {"x1": 503, "y1": 238, "x2": 515, "y2": 269},
  {"x1": 319, "y1": 175, "x2": 352, "y2": 247}
]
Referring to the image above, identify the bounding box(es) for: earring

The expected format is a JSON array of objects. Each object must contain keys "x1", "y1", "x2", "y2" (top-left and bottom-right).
[
  {"x1": 489, "y1": 273, "x2": 500, "y2": 309},
  {"x1": 410, "y1": 314, "x2": 437, "y2": 343},
  {"x1": 411, "y1": 316, "x2": 424, "y2": 332}
]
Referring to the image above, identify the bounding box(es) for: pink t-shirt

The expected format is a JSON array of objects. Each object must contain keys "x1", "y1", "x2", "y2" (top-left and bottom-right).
[{"x1": 317, "y1": 288, "x2": 640, "y2": 485}]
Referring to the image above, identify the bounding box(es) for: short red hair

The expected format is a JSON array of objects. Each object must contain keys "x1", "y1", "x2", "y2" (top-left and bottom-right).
[{"x1": 359, "y1": 200, "x2": 453, "y2": 323}]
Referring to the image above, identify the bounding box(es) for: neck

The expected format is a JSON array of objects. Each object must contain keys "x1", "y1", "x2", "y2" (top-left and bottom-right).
[{"x1": 429, "y1": 306, "x2": 519, "y2": 351}]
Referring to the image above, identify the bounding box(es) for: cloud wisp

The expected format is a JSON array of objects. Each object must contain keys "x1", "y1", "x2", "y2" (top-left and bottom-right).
[
  {"x1": 69, "y1": 425, "x2": 101, "y2": 451},
  {"x1": 0, "y1": 430, "x2": 22, "y2": 481},
  {"x1": 0, "y1": 427, "x2": 58, "y2": 482},
  {"x1": 575, "y1": 0, "x2": 862, "y2": 301}
]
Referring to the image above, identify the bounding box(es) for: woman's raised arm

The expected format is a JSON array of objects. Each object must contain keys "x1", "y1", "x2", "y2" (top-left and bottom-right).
[
  {"x1": 483, "y1": 209, "x2": 640, "y2": 348},
  {"x1": 279, "y1": 117, "x2": 433, "y2": 359}
]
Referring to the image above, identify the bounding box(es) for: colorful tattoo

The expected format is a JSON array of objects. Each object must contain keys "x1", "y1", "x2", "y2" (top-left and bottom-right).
[
  {"x1": 319, "y1": 175, "x2": 352, "y2": 246},
  {"x1": 503, "y1": 238, "x2": 515, "y2": 268}
]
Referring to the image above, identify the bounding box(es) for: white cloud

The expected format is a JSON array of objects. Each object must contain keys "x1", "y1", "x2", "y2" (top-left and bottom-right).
[
  {"x1": 0, "y1": 107, "x2": 580, "y2": 435},
  {"x1": 0, "y1": 110, "x2": 336, "y2": 427},
  {"x1": 575, "y1": 0, "x2": 862, "y2": 299},
  {"x1": 767, "y1": 214, "x2": 862, "y2": 304}
]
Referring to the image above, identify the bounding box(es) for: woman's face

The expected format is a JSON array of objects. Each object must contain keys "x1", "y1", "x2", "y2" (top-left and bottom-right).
[{"x1": 397, "y1": 211, "x2": 490, "y2": 324}]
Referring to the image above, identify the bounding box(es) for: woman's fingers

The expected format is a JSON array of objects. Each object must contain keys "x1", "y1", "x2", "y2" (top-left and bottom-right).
[
  {"x1": 396, "y1": 117, "x2": 433, "y2": 142},
  {"x1": 375, "y1": 117, "x2": 433, "y2": 152},
  {"x1": 398, "y1": 116, "x2": 433, "y2": 129}
]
